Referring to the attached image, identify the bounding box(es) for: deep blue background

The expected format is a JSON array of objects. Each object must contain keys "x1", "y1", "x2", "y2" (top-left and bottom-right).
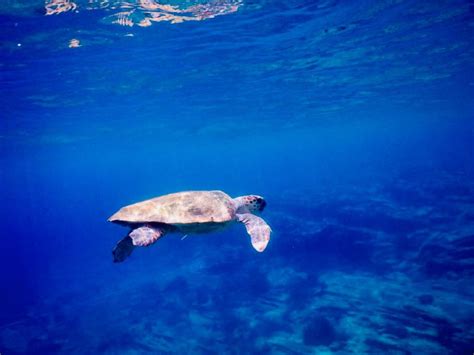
[{"x1": 1, "y1": 0, "x2": 473, "y2": 353}]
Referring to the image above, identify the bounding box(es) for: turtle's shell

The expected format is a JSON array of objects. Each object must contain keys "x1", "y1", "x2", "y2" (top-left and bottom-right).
[{"x1": 108, "y1": 190, "x2": 236, "y2": 225}]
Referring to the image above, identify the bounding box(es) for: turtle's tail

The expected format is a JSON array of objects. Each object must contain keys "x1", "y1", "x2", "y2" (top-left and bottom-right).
[{"x1": 112, "y1": 236, "x2": 135, "y2": 263}]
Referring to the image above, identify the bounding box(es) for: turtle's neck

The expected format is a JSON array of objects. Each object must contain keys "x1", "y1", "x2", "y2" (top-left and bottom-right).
[{"x1": 233, "y1": 196, "x2": 251, "y2": 214}]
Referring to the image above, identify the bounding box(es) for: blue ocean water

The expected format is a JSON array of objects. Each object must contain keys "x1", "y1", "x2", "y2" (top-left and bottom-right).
[{"x1": 1, "y1": 0, "x2": 474, "y2": 353}]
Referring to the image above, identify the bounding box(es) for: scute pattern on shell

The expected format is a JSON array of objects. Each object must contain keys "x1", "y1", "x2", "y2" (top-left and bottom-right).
[{"x1": 108, "y1": 190, "x2": 235, "y2": 225}]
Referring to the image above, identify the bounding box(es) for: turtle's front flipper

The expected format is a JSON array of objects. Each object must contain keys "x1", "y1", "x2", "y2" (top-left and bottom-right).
[{"x1": 237, "y1": 213, "x2": 271, "y2": 252}]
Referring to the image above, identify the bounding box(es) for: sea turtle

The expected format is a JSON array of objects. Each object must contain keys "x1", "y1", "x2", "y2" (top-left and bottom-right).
[{"x1": 109, "y1": 190, "x2": 271, "y2": 262}]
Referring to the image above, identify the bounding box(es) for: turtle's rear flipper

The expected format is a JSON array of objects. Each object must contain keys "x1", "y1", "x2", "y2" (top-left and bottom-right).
[
  {"x1": 129, "y1": 225, "x2": 165, "y2": 247},
  {"x1": 237, "y1": 213, "x2": 271, "y2": 252},
  {"x1": 113, "y1": 226, "x2": 166, "y2": 263},
  {"x1": 113, "y1": 236, "x2": 135, "y2": 263}
]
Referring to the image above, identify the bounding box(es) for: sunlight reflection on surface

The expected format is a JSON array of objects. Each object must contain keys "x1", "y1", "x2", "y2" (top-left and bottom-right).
[{"x1": 45, "y1": 0, "x2": 242, "y2": 26}]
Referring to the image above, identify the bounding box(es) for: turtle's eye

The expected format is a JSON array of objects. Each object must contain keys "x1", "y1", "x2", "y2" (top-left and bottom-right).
[{"x1": 257, "y1": 198, "x2": 266, "y2": 211}]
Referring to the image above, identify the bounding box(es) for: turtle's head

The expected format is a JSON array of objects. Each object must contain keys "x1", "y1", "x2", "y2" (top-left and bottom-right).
[{"x1": 235, "y1": 195, "x2": 267, "y2": 214}]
